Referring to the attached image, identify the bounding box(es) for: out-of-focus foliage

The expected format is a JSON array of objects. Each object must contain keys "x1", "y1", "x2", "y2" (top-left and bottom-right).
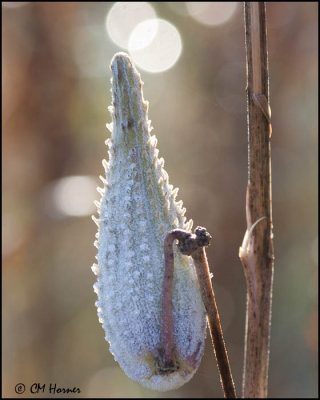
[{"x1": 2, "y1": 2, "x2": 317, "y2": 398}]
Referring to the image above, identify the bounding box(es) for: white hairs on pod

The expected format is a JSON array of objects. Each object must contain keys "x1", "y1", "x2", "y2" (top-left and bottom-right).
[{"x1": 92, "y1": 53, "x2": 206, "y2": 392}]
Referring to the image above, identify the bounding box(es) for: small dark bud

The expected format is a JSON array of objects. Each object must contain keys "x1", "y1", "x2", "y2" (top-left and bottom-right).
[
  {"x1": 177, "y1": 227, "x2": 212, "y2": 255},
  {"x1": 195, "y1": 226, "x2": 212, "y2": 247}
]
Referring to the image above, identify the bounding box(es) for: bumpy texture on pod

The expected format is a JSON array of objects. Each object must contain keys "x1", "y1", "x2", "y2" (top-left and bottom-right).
[{"x1": 92, "y1": 53, "x2": 206, "y2": 391}]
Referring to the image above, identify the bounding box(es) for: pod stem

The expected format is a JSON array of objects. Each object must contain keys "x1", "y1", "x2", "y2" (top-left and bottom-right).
[{"x1": 161, "y1": 227, "x2": 237, "y2": 398}]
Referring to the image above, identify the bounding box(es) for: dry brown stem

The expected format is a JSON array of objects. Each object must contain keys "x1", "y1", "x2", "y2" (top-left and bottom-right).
[
  {"x1": 241, "y1": 2, "x2": 274, "y2": 397},
  {"x1": 162, "y1": 227, "x2": 237, "y2": 398}
]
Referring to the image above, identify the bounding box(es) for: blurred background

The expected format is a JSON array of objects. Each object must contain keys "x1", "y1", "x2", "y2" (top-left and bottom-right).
[{"x1": 2, "y1": 2, "x2": 318, "y2": 398}]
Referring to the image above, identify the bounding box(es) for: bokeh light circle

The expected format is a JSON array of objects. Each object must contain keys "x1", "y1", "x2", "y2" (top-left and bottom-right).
[
  {"x1": 128, "y1": 19, "x2": 159, "y2": 51},
  {"x1": 186, "y1": 2, "x2": 238, "y2": 26},
  {"x1": 106, "y1": 2, "x2": 156, "y2": 49},
  {"x1": 51, "y1": 175, "x2": 98, "y2": 217},
  {"x1": 128, "y1": 19, "x2": 182, "y2": 73}
]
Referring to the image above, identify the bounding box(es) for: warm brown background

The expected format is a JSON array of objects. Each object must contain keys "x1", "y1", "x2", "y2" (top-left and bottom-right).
[{"x1": 2, "y1": 2, "x2": 318, "y2": 398}]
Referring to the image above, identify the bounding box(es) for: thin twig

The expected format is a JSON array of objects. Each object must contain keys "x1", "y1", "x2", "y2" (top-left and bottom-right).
[
  {"x1": 160, "y1": 230, "x2": 188, "y2": 372},
  {"x1": 240, "y1": 2, "x2": 274, "y2": 398},
  {"x1": 162, "y1": 227, "x2": 237, "y2": 398}
]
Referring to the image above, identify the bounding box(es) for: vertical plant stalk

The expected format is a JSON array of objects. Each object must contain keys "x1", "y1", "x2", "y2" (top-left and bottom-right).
[
  {"x1": 240, "y1": 2, "x2": 274, "y2": 398},
  {"x1": 163, "y1": 227, "x2": 237, "y2": 398}
]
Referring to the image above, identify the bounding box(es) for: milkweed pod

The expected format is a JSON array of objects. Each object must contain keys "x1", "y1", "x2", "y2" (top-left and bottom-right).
[{"x1": 93, "y1": 53, "x2": 206, "y2": 392}]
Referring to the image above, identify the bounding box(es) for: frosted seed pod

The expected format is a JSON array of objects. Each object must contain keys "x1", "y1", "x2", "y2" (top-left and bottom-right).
[{"x1": 93, "y1": 52, "x2": 206, "y2": 392}]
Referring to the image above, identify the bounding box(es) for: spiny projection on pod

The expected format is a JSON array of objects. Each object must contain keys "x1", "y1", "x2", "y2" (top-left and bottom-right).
[{"x1": 92, "y1": 52, "x2": 207, "y2": 391}]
